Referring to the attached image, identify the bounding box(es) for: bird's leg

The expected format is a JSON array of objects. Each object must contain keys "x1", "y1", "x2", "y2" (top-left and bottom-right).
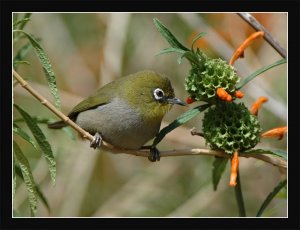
[
  {"x1": 90, "y1": 132, "x2": 102, "y2": 149},
  {"x1": 142, "y1": 146, "x2": 160, "y2": 162},
  {"x1": 149, "y1": 146, "x2": 160, "y2": 162}
]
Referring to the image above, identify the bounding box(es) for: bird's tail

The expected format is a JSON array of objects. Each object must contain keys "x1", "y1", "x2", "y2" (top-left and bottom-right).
[{"x1": 48, "y1": 120, "x2": 67, "y2": 129}]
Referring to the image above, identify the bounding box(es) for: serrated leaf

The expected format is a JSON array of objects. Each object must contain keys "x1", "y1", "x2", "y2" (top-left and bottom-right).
[
  {"x1": 152, "y1": 104, "x2": 211, "y2": 146},
  {"x1": 212, "y1": 157, "x2": 229, "y2": 191},
  {"x1": 13, "y1": 30, "x2": 61, "y2": 110},
  {"x1": 14, "y1": 104, "x2": 56, "y2": 185},
  {"x1": 15, "y1": 165, "x2": 50, "y2": 211},
  {"x1": 13, "y1": 141, "x2": 38, "y2": 215},
  {"x1": 13, "y1": 123, "x2": 38, "y2": 150},
  {"x1": 191, "y1": 32, "x2": 207, "y2": 51},
  {"x1": 242, "y1": 148, "x2": 287, "y2": 160},
  {"x1": 153, "y1": 18, "x2": 189, "y2": 51},
  {"x1": 236, "y1": 58, "x2": 287, "y2": 89},
  {"x1": 256, "y1": 179, "x2": 287, "y2": 217}
]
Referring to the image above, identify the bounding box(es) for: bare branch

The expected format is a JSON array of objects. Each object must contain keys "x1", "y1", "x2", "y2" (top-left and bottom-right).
[
  {"x1": 13, "y1": 69, "x2": 287, "y2": 169},
  {"x1": 237, "y1": 13, "x2": 287, "y2": 58}
]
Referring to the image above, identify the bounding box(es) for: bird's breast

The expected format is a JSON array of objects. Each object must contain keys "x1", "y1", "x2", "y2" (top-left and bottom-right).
[{"x1": 75, "y1": 97, "x2": 161, "y2": 149}]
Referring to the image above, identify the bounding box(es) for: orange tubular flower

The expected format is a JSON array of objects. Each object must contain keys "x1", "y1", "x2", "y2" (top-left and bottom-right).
[
  {"x1": 229, "y1": 31, "x2": 265, "y2": 66},
  {"x1": 186, "y1": 96, "x2": 195, "y2": 104},
  {"x1": 229, "y1": 151, "x2": 239, "y2": 187},
  {"x1": 250, "y1": 96, "x2": 268, "y2": 116},
  {"x1": 261, "y1": 126, "x2": 287, "y2": 140},
  {"x1": 217, "y1": 88, "x2": 232, "y2": 102},
  {"x1": 234, "y1": 90, "x2": 244, "y2": 99}
]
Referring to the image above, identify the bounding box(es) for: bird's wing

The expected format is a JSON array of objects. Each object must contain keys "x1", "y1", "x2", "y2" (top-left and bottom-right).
[{"x1": 68, "y1": 86, "x2": 114, "y2": 120}]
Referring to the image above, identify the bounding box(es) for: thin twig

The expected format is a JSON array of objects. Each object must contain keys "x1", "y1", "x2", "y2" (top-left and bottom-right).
[
  {"x1": 13, "y1": 69, "x2": 287, "y2": 169},
  {"x1": 237, "y1": 13, "x2": 287, "y2": 58}
]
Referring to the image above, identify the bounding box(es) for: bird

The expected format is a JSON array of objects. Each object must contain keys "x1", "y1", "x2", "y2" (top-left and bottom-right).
[{"x1": 48, "y1": 70, "x2": 186, "y2": 161}]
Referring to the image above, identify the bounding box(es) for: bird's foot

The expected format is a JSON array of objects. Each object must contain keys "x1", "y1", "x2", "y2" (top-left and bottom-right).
[
  {"x1": 148, "y1": 146, "x2": 160, "y2": 162},
  {"x1": 90, "y1": 132, "x2": 102, "y2": 149}
]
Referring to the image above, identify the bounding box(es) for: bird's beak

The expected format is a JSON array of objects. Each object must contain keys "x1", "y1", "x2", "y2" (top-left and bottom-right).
[{"x1": 166, "y1": 97, "x2": 187, "y2": 106}]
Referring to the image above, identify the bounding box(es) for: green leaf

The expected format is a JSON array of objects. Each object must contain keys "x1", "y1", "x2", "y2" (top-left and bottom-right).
[
  {"x1": 191, "y1": 32, "x2": 207, "y2": 51},
  {"x1": 14, "y1": 13, "x2": 32, "y2": 30},
  {"x1": 13, "y1": 30, "x2": 61, "y2": 110},
  {"x1": 15, "y1": 165, "x2": 50, "y2": 211},
  {"x1": 152, "y1": 104, "x2": 211, "y2": 146},
  {"x1": 153, "y1": 18, "x2": 189, "y2": 51},
  {"x1": 14, "y1": 116, "x2": 52, "y2": 125},
  {"x1": 13, "y1": 42, "x2": 33, "y2": 69},
  {"x1": 256, "y1": 179, "x2": 287, "y2": 217},
  {"x1": 13, "y1": 156, "x2": 17, "y2": 198},
  {"x1": 13, "y1": 123, "x2": 38, "y2": 150},
  {"x1": 13, "y1": 141, "x2": 38, "y2": 215},
  {"x1": 242, "y1": 148, "x2": 287, "y2": 160},
  {"x1": 212, "y1": 157, "x2": 229, "y2": 191},
  {"x1": 156, "y1": 47, "x2": 187, "y2": 56},
  {"x1": 13, "y1": 18, "x2": 31, "y2": 29},
  {"x1": 236, "y1": 58, "x2": 287, "y2": 89},
  {"x1": 14, "y1": 104, "x2": 56, "y2": 185},
  {"x1": 62, "y1": 127, "x2": 76, "y2": 140}
]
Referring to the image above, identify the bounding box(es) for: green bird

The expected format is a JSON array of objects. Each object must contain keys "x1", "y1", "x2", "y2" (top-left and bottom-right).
[{"x1": 48, "y1": 70, "x2": 186, "y2": 161}]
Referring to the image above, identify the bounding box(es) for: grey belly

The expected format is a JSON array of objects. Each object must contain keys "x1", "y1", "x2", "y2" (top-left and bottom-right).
[{"x1": 75, "y1": 98, "x2": 160, "y2": 149}]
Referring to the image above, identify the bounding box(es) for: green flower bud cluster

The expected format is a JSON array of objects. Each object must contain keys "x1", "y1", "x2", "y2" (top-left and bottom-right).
[
  {"x1": 202, "y1": 102, "x2": 261, "y2": 154},
  {"x1": 185, "y1": 50, "x2": 240, "y2": 102}
]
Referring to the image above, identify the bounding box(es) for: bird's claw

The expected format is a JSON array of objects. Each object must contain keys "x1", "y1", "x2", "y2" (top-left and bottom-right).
[
  {"x1": 148, "y1": 146, "x2": 160, "y2": 162},
  {"x1": 90, "y1": 132, "x2": 102, "y2": 149}
]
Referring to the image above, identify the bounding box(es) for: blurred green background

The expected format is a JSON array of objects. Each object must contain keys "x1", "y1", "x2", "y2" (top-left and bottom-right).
[{"x1": 13, "y1": 13, "x2": 287, "y2": 217}]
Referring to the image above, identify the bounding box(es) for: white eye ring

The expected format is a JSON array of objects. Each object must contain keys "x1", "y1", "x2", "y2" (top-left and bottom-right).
[{"x1": 153, "y1": 88, "x2": 165, "y2": 101}]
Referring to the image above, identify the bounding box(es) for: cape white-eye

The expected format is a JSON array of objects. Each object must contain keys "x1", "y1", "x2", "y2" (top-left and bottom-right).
[{"x1": 48, "y1": 70, "x2": 186, "y2": 161}]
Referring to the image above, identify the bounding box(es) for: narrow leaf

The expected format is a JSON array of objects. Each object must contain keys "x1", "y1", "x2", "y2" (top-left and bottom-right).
[
  {"x1": 13, "y1": 156, "x2": 17, "y2": 198},
  {"x1": 13, "y1": 141, "x2": 38, "y2": 215},
  {"x1": 13, "y1": 42, "x2": 33, "y2": 69},
  {"x1": 14, "y1": 104, "x2": 56, "y2": 185},
  {"x1": 15, "y1": 165, "x2": 50, "y2": 211},
  {"x1": 14, "y1": 116, "x2": 52, "y2": 124},
  {"x1": 13, "y1": 18, "x2": 30, "y2": 29},
  {"x1": 156, "y1": 47, "x2": 187, "y2": 56},
  {"x1": 236, "y1": 58, "x2": 287, "y2": 89},
  {"x1": 191, "y1": 32, "x2": 207, "y2": 51},
  {"x1": 13, "y1": 123, "x2": 38, "y2": 150},
  {"x1": 152, "y1": 104, "x2": 211, "y2": 146},
  {"x1": 62, "y1": 127, "x2": 76, "y2": 140},
  {"x1": 242, "y1": 148, "x2": 287, "y2": 160},
  {"x1": 212, "y1": 157, "x2": 229, "y2": 191},
  {"x1": 256, "y1": 179, "x2": 287, "y2": 217},
  {"x1": 18, "y1": 13, "x2": 32, "y2": 30},
  {"x1": 153, "y1": 18, "x2": 189, "y2": 51},
  {"x1": 13, "y1": 30, "x2": 61, "y2": 109}
]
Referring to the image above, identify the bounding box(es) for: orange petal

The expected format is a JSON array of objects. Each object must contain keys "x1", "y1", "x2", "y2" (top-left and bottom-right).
[
  {"x1": 229, "y1": 31, "x2": 265, "y2": 66},
  {"x1": 186, "y1": 96, "x2": 195, "y2": 104},
  {"x1": 250, "y1": 96, "x2": 268, "y2": 116},
  {"x1": 261, "y1": 126, "x2": 287, "y2": 140},
  {"x1": 229, "y1": 151, "x2": 239, "y2": 187},
  {"x1": 217, "y1": 88, "x2": 232, "y2": 102},
  {"x1": 234, "y1": 90, "x2": 244, "y2": 99}
]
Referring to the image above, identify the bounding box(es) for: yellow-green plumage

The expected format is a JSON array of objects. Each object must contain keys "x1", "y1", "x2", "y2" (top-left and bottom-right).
[{"x1": 49, "y1": 70, "x2": 185, "y2": 150}]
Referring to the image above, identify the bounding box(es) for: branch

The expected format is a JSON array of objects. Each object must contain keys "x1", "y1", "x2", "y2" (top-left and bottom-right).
[
  {"x1": 237, "y1": 13, "x2": 287, "y2": 58},
  {"x1": 13, "y1": 69, "x2": 287, "y2": 169}
]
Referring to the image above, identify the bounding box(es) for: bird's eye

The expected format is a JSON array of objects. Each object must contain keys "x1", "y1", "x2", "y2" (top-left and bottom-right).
[{"x1": 153, "y1": 88, "x2": 165, "y2": 101}]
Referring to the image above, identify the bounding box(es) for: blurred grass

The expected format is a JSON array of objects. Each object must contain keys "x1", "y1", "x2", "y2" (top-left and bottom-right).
[{"x1": 13, "y1": 13, "x2": 287, "y2": 217}]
